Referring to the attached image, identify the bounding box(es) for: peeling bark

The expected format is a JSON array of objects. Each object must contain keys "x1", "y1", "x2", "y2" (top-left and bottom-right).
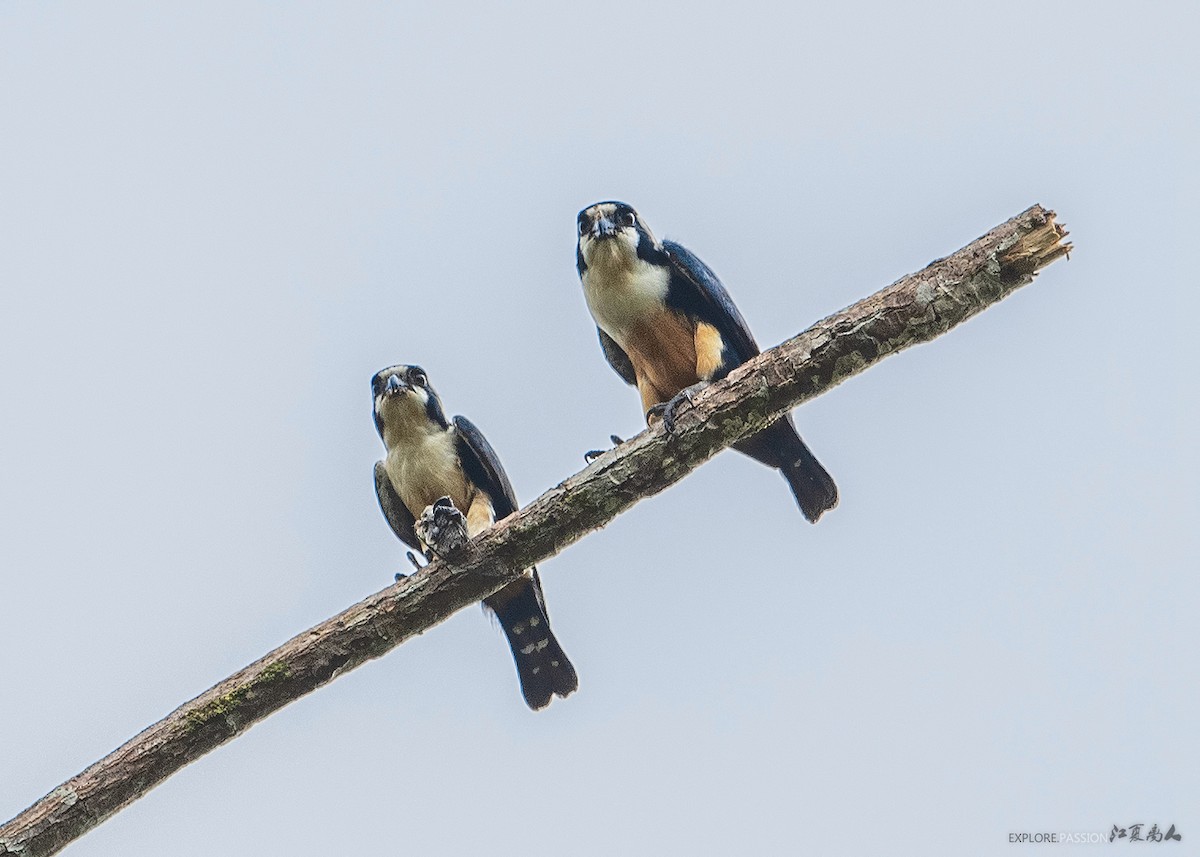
[{"x1": 0, "y1": 205, "x2": 1070, "y2": 857}]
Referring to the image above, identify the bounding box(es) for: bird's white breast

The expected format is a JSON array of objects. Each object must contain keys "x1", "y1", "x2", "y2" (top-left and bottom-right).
[
  {"x1": 581, "y1": 247, "x2": 671, "y2": 347},
  {"x1": 384, "y1": 428, "x2": 470, "y2": 518}
]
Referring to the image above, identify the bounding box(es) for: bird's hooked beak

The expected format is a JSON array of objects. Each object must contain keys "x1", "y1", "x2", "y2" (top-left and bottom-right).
[
  {"x1": 591, "y1": 215, "x2": 617, "y2": 240},
  {"x1": 384, "y1": 374, "x2": 410, "y2": 397}
]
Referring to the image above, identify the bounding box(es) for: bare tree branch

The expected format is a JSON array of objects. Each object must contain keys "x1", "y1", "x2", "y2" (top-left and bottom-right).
[{"x1": 0, "y1": 205, "x2": 1070, "y2": 857}]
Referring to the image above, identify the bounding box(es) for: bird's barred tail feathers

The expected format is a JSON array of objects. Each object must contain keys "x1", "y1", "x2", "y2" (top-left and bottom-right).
[
  {"x1": 734, "y1": 415, "x2": 839, "y2": 524},
  {"x1": 487, "y1": 573, "x2": 578, "y2": 710},
  {"x1": 781, "y1": 437, "x2": 839, "y2": 524}
]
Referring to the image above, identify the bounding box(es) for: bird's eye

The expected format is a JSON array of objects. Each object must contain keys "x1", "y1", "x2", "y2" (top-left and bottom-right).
[
  {"x1": 620, "y1": 211, "x2": 636, "y2": 227},
  {"x1": 410, "y1": 370, "x2": 427, "y2": 387},
  {"x1": 578, "y1": 217, "x2": 589, "y2": 236}
]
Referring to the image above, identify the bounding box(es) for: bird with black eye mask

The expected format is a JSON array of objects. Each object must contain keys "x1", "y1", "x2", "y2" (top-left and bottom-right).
[
  {"x1": 371, "y1": 364, "x2": 578, "y2": 710},
  {"x1": 576, "y1": 201, "x2": 838, "y2": 523}
]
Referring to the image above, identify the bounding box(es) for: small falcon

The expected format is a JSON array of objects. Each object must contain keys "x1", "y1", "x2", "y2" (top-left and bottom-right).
[
  {"x1": 372, "y1": 364, "x2": 577, "y2": 710},
  {"x1": 576, "y1": 200, "x2": 838, "y2": 522}
]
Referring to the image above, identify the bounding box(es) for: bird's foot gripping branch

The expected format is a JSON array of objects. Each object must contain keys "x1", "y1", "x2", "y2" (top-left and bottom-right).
[{"x1": 415, "y1": 497, "x2": 471, "y2": 561}]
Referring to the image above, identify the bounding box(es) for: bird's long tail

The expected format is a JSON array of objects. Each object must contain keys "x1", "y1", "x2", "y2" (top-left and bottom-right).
[
  {"x1": 486, "y1": 571, "x2": 578, "y2": 710},
  {"x1": 734, "y1": 415, "x2": 838, "y2": 523}
]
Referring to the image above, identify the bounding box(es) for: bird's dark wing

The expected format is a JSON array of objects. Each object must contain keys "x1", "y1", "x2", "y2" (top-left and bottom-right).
[
  {"x1": 374, "y1": 460, "x2": 420, "y2": 552},
  {"x1": 597, "y1": 327, "x2": 637, "y2": 386},
  {"x1": 663, "y1": 239, "x2": 760, "y2": 366},
  {"x1": 453, "y1": 415, "x2": 519, "y2": 520}
]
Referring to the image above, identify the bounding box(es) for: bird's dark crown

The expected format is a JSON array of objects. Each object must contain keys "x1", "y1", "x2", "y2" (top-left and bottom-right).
[
  {"x1": 576, "y1": 200, "x2": 667, "y2": 276},
  {"x1": 577, "y1": 201, "x2": 639, "y2": 236},
  {"x1": 372, "y1": 364, "x2": 449, "y2": 437}
]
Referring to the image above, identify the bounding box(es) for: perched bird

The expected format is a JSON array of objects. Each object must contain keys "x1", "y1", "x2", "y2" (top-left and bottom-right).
[
  {"x1": 576, "y1": 201, "x2": 838, "y2": 522},
  {"x1": 372, "y1": 364, "x2": 577, "y2": 710}
]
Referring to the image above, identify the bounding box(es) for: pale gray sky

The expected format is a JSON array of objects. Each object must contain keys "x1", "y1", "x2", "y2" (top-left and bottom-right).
[{"x1": 1, "y1": 2, "x2": 1196, "y2": 855}]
